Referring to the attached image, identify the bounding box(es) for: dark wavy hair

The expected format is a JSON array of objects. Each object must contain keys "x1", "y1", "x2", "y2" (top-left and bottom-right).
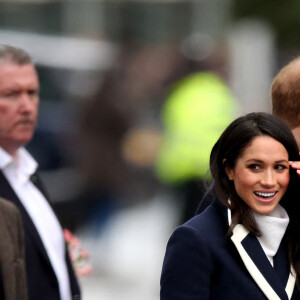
[{"x1": 210, "y1": 112, "x2": 300, "y2": 279}]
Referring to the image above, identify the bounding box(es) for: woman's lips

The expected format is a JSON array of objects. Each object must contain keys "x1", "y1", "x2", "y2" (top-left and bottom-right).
[{"x1": 254, "y1": 191, "x2": 277, "y2": 203}]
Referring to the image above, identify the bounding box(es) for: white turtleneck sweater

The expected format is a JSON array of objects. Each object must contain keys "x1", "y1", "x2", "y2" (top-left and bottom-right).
[{"x1": 252, "y1": 204, "x2": 289, "y2": 266}]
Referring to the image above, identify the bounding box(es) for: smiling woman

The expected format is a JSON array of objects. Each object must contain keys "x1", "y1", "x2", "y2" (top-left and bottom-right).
[
  {"x1": 160, "y1": 112, "x2": 300, "y2": 300},
  {"x1": 225, "y1": 135, "x2": 290, "y2": 215}
]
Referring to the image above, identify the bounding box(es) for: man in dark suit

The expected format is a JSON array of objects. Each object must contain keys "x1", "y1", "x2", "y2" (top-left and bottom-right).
[{"x1": 0, "y1": 44, "x2": 80, "y2": 300}]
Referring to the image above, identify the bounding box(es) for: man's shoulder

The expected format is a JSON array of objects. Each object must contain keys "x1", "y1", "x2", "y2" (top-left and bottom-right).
[{"x1": 0, "y1": 197, "x2": 21, "y2": 220}]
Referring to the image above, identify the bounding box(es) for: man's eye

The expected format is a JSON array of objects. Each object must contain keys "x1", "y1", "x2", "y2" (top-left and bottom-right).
[
  {"x1": 28, "y1": 90, "x2": 38, "y2": 96},
  {"x1": 4, "y1": 91, "x2": 18, "y2": 98}
]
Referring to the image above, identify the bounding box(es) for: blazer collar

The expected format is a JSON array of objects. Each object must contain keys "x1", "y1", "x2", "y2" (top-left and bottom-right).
[{"x1": 229, "y1": 209, "x2": 296, "y2": 300}]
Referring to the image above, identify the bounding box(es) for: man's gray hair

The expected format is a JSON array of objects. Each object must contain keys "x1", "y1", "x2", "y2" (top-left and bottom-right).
[{"x1": 0, "y1": 44, "x2": 32, "y2": 65}]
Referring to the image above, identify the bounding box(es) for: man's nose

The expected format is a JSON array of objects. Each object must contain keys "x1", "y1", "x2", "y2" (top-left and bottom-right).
[{"x1": 19, "y1": 93, "x2": 36, "y2": 111}]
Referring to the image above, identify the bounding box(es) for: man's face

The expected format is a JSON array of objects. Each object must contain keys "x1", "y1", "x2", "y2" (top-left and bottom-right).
[{"x1": 0, "y1": 63, "x2": 39, "y2": 155}]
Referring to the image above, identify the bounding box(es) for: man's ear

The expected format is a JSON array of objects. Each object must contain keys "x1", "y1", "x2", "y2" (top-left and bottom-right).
[{"x1": 223, "y1": 159, "x2": 234, "y2": 180}]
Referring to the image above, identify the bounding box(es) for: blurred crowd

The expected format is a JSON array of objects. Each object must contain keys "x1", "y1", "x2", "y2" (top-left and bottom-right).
[{"x1": 47, "y1": 40, "x2": 238, "y2": 234}]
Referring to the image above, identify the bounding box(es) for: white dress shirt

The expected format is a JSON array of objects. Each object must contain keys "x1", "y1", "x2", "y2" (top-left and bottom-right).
[{"x1": 0, "y1": 147, "x2": 72, "y2": 300}]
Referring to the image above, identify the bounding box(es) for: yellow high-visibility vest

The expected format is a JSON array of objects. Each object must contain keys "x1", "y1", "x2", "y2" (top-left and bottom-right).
[{"x1": 155, "y1": 72, "x2": 238, "y2": 183}]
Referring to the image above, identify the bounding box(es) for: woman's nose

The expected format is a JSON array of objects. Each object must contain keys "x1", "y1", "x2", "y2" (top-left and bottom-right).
[{"x1": 261, "y1": 170, "x2": 276, "y2": 186}]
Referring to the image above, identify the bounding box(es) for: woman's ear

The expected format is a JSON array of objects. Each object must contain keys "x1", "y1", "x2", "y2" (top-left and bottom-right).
[{"x1": 223, "y1": 159, "x2": 234, "y2": 181}]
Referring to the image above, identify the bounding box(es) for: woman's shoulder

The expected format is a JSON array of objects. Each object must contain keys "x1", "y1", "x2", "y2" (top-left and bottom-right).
[{"x1": 175, "y1": 201, "x2": 228, "y2": 241}]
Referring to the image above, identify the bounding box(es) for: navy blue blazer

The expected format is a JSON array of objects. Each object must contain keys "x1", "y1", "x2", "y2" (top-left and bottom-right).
[
  {"x1": 160, "y1": 200, "x2": 300, "y2": 300},
  {"x1": 0, "y1": 171, "x2": 80, "y2": 300}
]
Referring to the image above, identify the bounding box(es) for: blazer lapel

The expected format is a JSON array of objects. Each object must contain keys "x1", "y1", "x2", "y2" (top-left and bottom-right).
[
  {"x1": 273, "y1": 239, "x2": 289, "y2": 284},
  {"x1": 230, "y1": 210, "x2": 296, "y2": 300}
]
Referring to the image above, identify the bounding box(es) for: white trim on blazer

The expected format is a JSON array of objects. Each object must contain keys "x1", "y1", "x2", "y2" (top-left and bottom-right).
[{"x1": 228, "y1": 208, "x2": 296, "y2": 300}]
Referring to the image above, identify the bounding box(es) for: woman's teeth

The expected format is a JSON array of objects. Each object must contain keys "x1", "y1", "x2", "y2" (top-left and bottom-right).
[{"x1": 254, "y1": 192, "x2": 276, "y2": 198}]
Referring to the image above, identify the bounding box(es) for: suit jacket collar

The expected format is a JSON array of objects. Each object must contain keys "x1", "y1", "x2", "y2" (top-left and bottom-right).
[
  {"x1": 229, "y1": 208, "x2": 296, "y2": 300},
  {"x1": 0, "y1": 147, "x2": 37, "y2": 171}
]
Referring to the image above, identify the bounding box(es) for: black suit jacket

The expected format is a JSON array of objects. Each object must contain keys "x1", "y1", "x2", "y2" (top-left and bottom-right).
[
  {"x1": 161, "y1": 200, "x2": 300, "y2": 300},
  {"x1": 0, "y1": 171, "x2": 81, "y2": 300}
]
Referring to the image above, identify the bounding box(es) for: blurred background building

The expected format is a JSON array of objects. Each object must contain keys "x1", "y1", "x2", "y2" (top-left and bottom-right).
[{"x1": 0, "y1": 0, "x2": 299, "y2": 299}]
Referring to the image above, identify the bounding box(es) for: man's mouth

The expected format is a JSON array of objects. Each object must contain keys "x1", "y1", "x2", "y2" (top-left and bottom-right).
[{"x1": 16, "y1": 120, "x2": 34, "y2": 126}]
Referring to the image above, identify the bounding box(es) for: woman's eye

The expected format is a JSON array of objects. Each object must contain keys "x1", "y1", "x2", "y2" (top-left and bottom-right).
[
  {"x1": 275, "y1": 165, "x2": 287, "y2": 170},
  {"x1": 248, "y1": 164, "x2": 260, "y2": 170}
]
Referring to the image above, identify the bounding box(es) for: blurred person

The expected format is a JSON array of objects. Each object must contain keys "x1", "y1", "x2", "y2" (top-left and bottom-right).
[
  {"x1": 153, "y1": 37, "x2": 238, "y2": 223},
  {"x1": 161, "y1": 112, "x2": 300, "y2": 299},
  {"x1": 0, "y1": 45, "x2": 80, "y2": 300},
  {"x1": 76, "y1": 69, "x2": 133, "y2": 232},
  {"x1": 76, "y1": 44, "x2": 184, "y2": 232},
  {"x1": 272, "y1": 56, "x2": 300, "y2": 177},
  {"x1": 155, "y1": 71, "x2": 237, "y2": 223},
  {"x1": 271, "y1": 56, "x2": 300, "y2": 148},
  {"x1": 0, "y1": 198, "x2": 27, "y2": 300}
]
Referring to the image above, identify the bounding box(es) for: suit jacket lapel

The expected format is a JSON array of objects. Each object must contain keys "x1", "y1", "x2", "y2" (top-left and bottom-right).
[
  {"x1": 0, "y1": 171, "x2": 53, "y2": 270},
  {"x1": 230, "y1": 211, "x2": 296, "y2": 300},
  {"x1": 273, "y1": 236, "x2": 294, "y2": 291},
  {"x1": 30, "y1": 173, "x2": 80, "y2": 295},
  {"x1": 30, "y1": 173, "x2": 51, "y2": 202}
]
